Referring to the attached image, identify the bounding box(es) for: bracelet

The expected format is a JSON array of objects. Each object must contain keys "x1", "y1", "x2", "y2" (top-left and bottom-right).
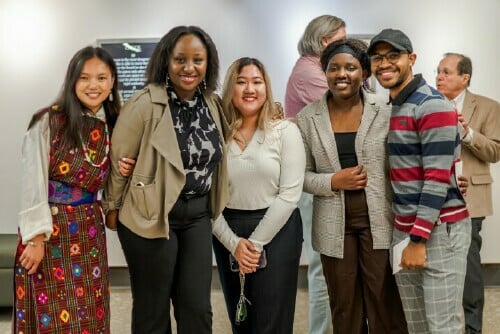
[{"x1": 27, "y1": 241, "x2": 45, "y2": 247}]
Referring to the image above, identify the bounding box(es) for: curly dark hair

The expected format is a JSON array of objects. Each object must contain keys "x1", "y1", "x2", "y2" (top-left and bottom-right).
[
  {"x1": 320, "y1": 38, "x2": 370, "y2": 75},
  {"x1": 145, "y1": 26, "x2": 219, "y2": 93}
]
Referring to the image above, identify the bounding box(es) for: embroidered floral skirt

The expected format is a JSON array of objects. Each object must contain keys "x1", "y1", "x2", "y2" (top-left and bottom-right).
[{"x1": 14, "y1": 202, "x2": 110, "y2": 333}]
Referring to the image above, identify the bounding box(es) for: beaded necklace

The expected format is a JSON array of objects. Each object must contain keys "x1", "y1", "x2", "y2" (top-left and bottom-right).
[{"x1": 81, "y1": 118, "x2": 110, "y2": 168}]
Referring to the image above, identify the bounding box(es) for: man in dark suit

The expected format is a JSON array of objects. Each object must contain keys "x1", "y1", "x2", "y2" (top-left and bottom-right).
[{"x1": 437, "y1": 52, "x2": 500, "y2": 334}]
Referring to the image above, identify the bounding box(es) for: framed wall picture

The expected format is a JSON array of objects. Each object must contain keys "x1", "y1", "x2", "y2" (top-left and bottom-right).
[{"x1": 97, "y1": 38, "x2": 158, "y2": 101}]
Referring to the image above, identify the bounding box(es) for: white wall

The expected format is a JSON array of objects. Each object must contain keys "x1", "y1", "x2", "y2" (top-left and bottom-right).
[{"x1": 1, "y1": 0, "x2": 499, "y2": 265}]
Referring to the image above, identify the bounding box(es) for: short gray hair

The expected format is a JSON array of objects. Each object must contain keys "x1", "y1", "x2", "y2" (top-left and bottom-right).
[{"x1": 298, "y1": 15, "x2": 346, "y2": 56}]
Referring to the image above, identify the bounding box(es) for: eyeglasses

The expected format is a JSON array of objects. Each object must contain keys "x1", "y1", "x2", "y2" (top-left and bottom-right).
[{"x1": 370, "y1": 51, "x2": 407, "y2": 65}]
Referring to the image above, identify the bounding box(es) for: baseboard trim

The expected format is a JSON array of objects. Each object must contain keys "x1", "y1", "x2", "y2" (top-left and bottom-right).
[
  {"x1": 110, "y1": 264, "x2": 500, "y2": 288},
  {"x1": 483, "y1": 264, "x2": 500, "y2": 287}
]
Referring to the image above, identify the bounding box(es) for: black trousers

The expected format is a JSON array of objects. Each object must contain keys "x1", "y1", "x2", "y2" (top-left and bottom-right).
[
  {"x1": 117, "y1": 194, "x2": 213, "y2": 334},
  {"x1": 463, "y1": 217, "x2": 485, "y2": 334},
  {"x1": 213, "y1": 208, "x2": 303, "y2": 334}
]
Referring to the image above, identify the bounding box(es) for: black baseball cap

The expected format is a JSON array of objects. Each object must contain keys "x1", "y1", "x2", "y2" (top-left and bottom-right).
[{"x1": 367, "y1": 29, "x2": 413, "y2": 55}]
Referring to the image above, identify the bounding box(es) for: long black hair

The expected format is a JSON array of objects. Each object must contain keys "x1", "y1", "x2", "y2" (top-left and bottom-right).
[
  {"x1": 145, "y1": 26, "x2": 219, "y2": 93},
  {"x1": 29, "y1": 46, "x2": 121, "y2": 148}
]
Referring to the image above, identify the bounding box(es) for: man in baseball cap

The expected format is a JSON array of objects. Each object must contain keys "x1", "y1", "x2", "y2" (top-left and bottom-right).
[
  {"x1": 368, "y1": 29, "x2": 471, "y2": 333},
  {"x1": 367, "y1": 28, "x2": 413, "y2": 55}
]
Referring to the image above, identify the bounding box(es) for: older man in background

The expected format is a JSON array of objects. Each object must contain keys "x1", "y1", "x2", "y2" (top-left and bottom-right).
[{"x1": 436, "y1": 53, "x2": 500, "y2": 334}]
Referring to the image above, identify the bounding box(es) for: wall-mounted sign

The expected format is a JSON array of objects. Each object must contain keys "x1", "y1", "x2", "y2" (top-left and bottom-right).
[{"x1": 97, "y1": 38, "x2": 158, "y2": 101}]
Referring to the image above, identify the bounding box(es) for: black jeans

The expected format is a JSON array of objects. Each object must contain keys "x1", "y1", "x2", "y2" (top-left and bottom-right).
[
  {"x1": 463, "y1": 217, "x2": 485, "y2": 334},
  {"x1": 117, "y1": 194, "x2": 213, "y2": 334},
  {"x1": 213, "y1": 208, "x2": 302, "y2": 334}
]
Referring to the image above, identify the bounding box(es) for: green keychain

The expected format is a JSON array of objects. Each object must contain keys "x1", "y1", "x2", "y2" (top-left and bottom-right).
[{"x1": 235, "y1": 273, "x2": 251, "y2": 324}]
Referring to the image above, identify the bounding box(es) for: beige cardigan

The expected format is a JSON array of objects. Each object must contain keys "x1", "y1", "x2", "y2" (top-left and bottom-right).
[{"x1": 103, "y1": 83, "x2": 229, "y2": 239}]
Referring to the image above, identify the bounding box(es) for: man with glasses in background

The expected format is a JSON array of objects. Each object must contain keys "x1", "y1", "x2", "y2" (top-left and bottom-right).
[
  {"x1": 436, "y1": 53, "x2": 500, "y2": 334},
  {"x1": 368, "y1": 29, "x2": 471, "y2": 333}
]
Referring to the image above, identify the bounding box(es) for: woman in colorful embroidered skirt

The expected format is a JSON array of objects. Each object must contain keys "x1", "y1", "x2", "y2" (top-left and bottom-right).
[{"x1": 13, "y1": 46, "x2": 122, "y2": 333}]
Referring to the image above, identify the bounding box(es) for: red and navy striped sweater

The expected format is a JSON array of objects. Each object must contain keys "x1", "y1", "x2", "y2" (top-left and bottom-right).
[{"x1": 388, "y1": 74, "x2": 469, "y2": 240}]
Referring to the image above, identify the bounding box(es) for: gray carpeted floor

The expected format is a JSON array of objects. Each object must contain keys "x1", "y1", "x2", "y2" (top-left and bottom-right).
[{"x1": 2, "y1": 287, "x2": 500, "y2": 333}]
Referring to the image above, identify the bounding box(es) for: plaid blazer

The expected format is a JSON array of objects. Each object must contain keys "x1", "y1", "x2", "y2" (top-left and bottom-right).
[{"x1": 297, "y1": 90, "x2": 394, "y2": 258}]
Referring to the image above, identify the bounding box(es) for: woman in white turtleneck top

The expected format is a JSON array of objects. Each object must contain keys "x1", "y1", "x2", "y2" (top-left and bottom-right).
[{"x1": 212, "y1": 57, "x2": 305, "y2": 333}]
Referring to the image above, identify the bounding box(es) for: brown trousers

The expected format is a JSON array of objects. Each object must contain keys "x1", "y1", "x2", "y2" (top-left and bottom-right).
[{"x1": 320, "y1": 190, "x2": 408, "y2": 334}]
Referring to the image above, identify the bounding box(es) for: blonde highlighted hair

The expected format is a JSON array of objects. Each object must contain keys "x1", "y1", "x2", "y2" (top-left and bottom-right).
[{"x1": 221, "y1": 57, "x2": 282, "y2": 141}]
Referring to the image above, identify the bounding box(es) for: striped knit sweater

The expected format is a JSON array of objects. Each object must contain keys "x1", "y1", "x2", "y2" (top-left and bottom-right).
[{"x1": 388, "y1": 74, "x2": 469, "y2": 240}]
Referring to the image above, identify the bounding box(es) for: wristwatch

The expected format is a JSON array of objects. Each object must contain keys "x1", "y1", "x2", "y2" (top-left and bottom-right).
[{"x1": 409, "y1": 234, "x2": 426, "y2": 244}]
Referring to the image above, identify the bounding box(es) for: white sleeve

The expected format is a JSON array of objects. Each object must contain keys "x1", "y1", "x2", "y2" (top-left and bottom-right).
[
  {"x1": 18, "y1": 113, "x2": 53, "y2": 244},
  {"x1": 212, "y1": 213, "x2": 241, "y2": 255},
  {"x1": 248, "y1": 122, "x2": 305, "y2": 251}
]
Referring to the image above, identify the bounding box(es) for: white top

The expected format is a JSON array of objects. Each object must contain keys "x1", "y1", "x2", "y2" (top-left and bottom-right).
[
  {"x1": 18, "y1": 108, "x2": 107, "y2": 244},
  {"x1": 19, "y1": 112, "x2": 52, "y2": 244},
  {"x1": 451, "y1": 89, "x2": 473, "y2": 143},
  {"x1": 212, "y1": 119, "x2": 305, "y2": 254}
]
